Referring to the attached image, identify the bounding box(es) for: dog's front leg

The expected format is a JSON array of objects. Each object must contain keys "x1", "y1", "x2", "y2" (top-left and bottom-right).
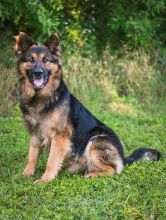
[
  {"x1": 34, "y1": 135, "x2": 71, "y2": 184},
  {"x1": 23, "y1": 136, "x2": 41, "y2": 178}
]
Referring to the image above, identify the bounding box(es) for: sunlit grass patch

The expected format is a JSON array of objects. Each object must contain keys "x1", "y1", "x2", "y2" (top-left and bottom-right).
[{"x1": 0, "y1": 99, "x2": 165, "y2": 219}]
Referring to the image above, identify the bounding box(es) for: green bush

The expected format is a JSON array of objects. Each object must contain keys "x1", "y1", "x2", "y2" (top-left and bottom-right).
[{"x1": 0, "y1": 0, "x2": 166, "y2": 51}]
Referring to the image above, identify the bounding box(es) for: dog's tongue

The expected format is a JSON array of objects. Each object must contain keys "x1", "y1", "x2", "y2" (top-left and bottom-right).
[{"x1": 34, "y1": 78, "x2": 44, "y2": 88}]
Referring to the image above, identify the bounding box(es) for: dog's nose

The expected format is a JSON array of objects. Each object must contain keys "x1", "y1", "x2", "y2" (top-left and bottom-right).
[{"x1": 33, "y1": 61, "x2": 43, "y2": 75}]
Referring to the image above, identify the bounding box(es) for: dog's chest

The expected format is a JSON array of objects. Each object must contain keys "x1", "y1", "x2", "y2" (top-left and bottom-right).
[{"x1": 24, "y1": 105, "x2": 69, "y2": 147}]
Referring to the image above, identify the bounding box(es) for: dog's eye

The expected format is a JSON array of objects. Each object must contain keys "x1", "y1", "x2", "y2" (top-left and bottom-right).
[
  {"x1": 27, "y1": 57, "x2": 34, "y2": 63},
  {"x1": 43, "y1": 57, "x2": 49, "y2": 63}
]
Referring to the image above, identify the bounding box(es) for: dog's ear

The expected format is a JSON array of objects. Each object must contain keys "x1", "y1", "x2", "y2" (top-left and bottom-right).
[
  {"x1": 13, "y1": 32, "x2": 35, "y2": 56},
  {"x1": 44, "y1": 33, "x2": 61, "y2": 56}
]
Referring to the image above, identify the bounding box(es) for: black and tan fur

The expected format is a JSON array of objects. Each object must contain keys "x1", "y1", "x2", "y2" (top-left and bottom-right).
[{"x1": 13, "y1": 32, "x2": 161, "y2": 184}]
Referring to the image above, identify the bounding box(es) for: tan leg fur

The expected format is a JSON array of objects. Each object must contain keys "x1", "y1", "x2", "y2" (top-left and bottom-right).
[{"x1": 34, "y1": 135, "x2": 71, "y2": 184}]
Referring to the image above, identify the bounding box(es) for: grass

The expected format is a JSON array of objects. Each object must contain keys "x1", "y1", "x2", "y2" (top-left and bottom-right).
[{"x1": 0, "y1": 98, "x2": 166, "y2": 219}]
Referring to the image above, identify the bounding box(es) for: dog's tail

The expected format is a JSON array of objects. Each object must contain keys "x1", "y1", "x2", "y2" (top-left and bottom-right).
[{"x1": 124, "y1": 147, "x2": 161, "y2": 165}]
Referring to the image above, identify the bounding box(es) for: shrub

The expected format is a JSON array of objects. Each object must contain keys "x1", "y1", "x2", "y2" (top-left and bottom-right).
[{"x1": 0, "y1": 0, "x2": 166, "y2": 51}]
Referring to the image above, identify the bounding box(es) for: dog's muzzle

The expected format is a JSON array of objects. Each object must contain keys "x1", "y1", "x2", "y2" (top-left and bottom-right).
[{"x1": 28, "y1": 61, "x2": 50, "y2": 89}]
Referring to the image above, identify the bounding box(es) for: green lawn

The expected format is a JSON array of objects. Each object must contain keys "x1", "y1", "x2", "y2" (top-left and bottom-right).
[{"x1": 0, "y1": 98, "x2": 165, "y2": 219}]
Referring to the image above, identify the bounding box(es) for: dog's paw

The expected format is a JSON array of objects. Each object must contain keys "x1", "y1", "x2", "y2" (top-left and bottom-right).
[
  {"x1": 34, "y1": 177, "x2": 53, "y2": 184},
  {"x1": 34, "y1": 179, "x2": 46, "y2": 184},
  {"x1": 23, "y1": 169, "x2": 35, "y2": 178},
  {"x1": 34, "y1": 175, "x2": 55, "y2": 184},
  {"x1": 85, "y1": 172, "x2": 100, "y2": 178}
]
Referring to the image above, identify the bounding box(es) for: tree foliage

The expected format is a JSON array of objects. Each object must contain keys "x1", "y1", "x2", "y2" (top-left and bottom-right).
[{"x1": 0, "y1": 0, "x2": 166, "y2": 51}]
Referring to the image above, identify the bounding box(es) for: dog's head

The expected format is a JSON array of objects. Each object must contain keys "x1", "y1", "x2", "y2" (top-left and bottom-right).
[{"x1": 13, "y1": 32, "x2": 61, "y2": 90}]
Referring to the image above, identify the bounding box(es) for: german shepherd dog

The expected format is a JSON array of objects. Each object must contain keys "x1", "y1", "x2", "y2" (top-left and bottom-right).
[{"x1": 13, "y1": 32, "x2": 161, "y2": 184}]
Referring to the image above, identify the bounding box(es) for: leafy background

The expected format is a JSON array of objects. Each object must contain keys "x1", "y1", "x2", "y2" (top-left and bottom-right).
[{"x1": 1, "y1": 0, "x2": 166, "y2": 51}]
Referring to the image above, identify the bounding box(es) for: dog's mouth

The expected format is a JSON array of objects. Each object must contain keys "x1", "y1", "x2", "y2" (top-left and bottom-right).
[
  {"x1": 28, "y1": 70, "x2": 51, "y2": 90},
  {"x1": 33, "y1": 75, "x2": 45, "y2": 89}
]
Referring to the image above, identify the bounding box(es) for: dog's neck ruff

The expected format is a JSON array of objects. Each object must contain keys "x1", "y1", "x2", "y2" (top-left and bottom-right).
[
  {"x1": 20, "y1": 80, "x2": 70, "y2": 115},
  {"x1": 40, "y1": 80, "x2": 69, "y2": 114}
]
